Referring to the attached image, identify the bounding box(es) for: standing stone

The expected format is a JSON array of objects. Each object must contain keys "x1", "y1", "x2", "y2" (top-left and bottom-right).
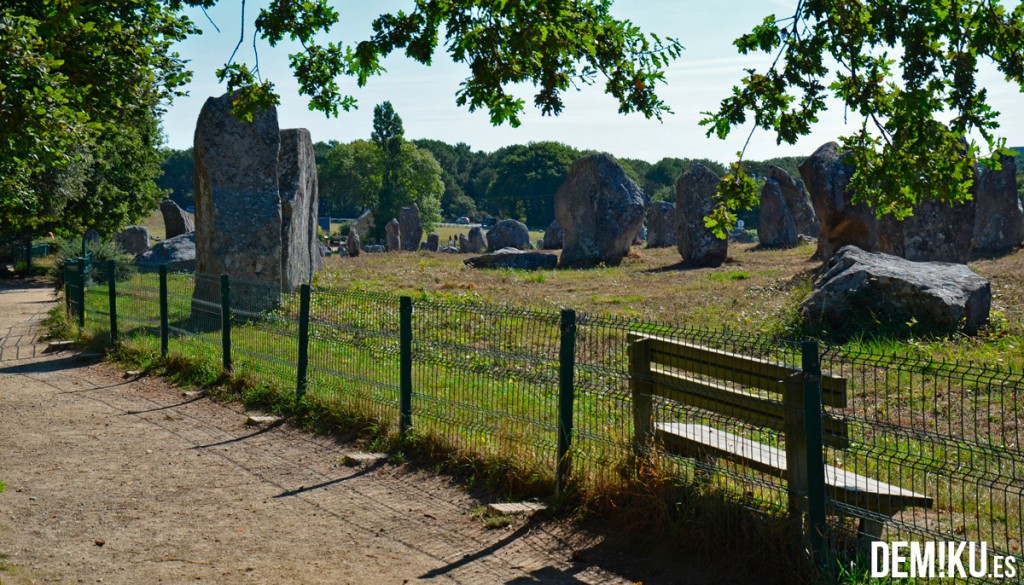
[
  {"x1": 487, "y1": 220, "x2": 531, "y2": 252},
  {"x1": 799, "y1": 142, "x2": 879, "y2": 261},
  {"x1": 767, "y1": 166, "x2": 818, "y2": 238},
  {"x1": 555, "y1": 154, "x2": 647, "y2": 267},
  {"x1": 972, "y1": 154, "x2": 1024, "y2": 257},
  {"x1": 467, "y1": 227, "x2": 487, "y2": 253},
  {"x1": 385, "y1": 218, "x2": 401, "y2": 252},
  {"x1": 646, "y1": 201, "x2": 677, "y2": 248},
  {"x1": 351, "y1": 208, "x2": 374, "y2": 239},
  {"x1": 399, "y1": 204, "x2": 423, "y2": 252},
  {"x1": 160, "y1": 199, "x2": 195, "y2": 238},
  {"x1": 84, "y1": 229, "x2": 100, "y2": 245},
  {"x1": 192, "y1": 91, "x2": 282, "y2": 312},
  {"x1": 425, "y1": 232, "x2": 440, "y2": 251},
  {"x1": 114, "y1": 226, "x2": 150, "y2": 255},
  {"x1": 347, "y1": 230, "x2": 361, "y2": 257},
  {"x1": 878, "y1": 197, "x2": 976, "y2": 263},
  {"x1": 278, "y1": 128, "x2": 320, "y2": 291},
  {"x1": 542, "y1": 221, "x2": 564, "y2": 250},
  {"x1": 757, "y1": 179, "x2": 798, "y2": 248},
  {"x1": 676, "y1": 164, "x2": 727, "y2": 268}
]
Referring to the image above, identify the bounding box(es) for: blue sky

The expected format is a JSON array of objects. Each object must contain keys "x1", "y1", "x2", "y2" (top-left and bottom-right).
[{"x1": 160, "y1": 1, "x2": 1024, "y2": 162}]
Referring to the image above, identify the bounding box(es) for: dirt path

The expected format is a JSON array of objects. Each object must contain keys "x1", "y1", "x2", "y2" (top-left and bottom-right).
[{"x1": 0, "y1": 281, "x2": 762, "y2": 585}]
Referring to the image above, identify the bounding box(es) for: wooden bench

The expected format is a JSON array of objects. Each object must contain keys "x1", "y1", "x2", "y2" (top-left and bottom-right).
[{"x1": 627, "y1": 332, "x2": 933, "y2": 545}]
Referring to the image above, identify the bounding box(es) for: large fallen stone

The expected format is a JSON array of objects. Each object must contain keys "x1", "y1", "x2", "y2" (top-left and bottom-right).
[
  {"x1": 555, "y1": 154, "x2": 647, "y2": 267},
  {"x1": 136, "y1": 232, "x2": 196, "y2": 272},
  {"x1": 542, "y1": 221, "x2": 564, "y2": 250},
  {"x1": 114, "y1": 226, "x2": 150, "y2": 255},
  {"x1": 487, "y1": 220, "x2": 531, "y2": 252},
  {"x1": 464, "y1": 248, "x2": 558, "y2": 270},
  {"x1": 192, "y1": 91, "x2": 282, "y2": 311},
  {"x1": 676, "y1": 164, "x2": 727, "y2": 267},
  {"x1": 801, "y1": 246, "x2": 991, "y2": 336},
  {"x1": 160, "y1": 199, "x2": 194, "y2": 238},
  {"x1": 645, "y1": 201, "x2": 677, "y2": 248},
  {"x1": 278, "y1": 128, "x2": 321, "y2": 291},
  {"x1": 399, "y1": 204, "x2": 423, "y2": 252},
  {"x1": 799, "y1": 142, "x2": 878, "y2": 261},
  {"x1": 972, "y1": 154, "x2": 1024, "y2": 257}
]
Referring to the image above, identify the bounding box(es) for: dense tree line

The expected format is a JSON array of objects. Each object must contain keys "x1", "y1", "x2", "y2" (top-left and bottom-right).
[{"x1": 157, "y1": 137, "x2": 839, "y2": 231}]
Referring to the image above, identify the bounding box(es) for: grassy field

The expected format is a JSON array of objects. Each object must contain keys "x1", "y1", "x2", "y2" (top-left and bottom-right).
[{"x1": 315, "y1": 240, "x2": 1024, "y2": 368}]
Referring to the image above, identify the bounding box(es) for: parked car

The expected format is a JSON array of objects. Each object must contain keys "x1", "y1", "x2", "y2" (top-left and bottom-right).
[{"x1": 455, "y1": 216, "x2": 470, "y2": 225}]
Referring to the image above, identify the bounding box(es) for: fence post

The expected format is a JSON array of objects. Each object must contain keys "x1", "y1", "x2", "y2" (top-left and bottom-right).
[
  {"x1": 77, "y1": 257, "x2": 86, "y2": 329},
  {"x1": 64, "y1": 263, "x2": 71, "y2": 317},
  {"x1": 801, "y1": 340, "x2": 828, "y2": 572},
  {"x1": 399, "y1": 296, "x2": 413, "y2": 440},
  {"x1": 296, "y1": 284, "x2": 311, "y2": 400},
  {"x1": 106, "y1": 260, "x2": 117, "y2": 344},
  {"x1": 221, "y1": 274, "x2": 232, "y2": 372},
  {"x1": 25, "y1": 240, "x2": 32, "y2": 273},
  {"x1": 556, "y1": 309, "x2": 577, "y2": 496},
  {"x1": 159, "y1": 266, "x2": 169, "y2": 357}
]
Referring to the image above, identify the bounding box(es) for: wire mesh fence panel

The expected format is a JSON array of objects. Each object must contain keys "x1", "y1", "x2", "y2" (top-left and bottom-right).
[
  {"x1": 823, "y1": 347, "x2": 1024, "y2": 581},
  {"x1": 167, "y1": 272, "x2": 223, "y2": 363},
  {"x1": 83, "y1": 261, "x2": 112, "y2": 341},
  {"x1": 230, "y1": 277, "x2": 300, "y2": 393},
  {"x1": 118, "y1": 270, "x2": 161, "y2": 338},
  {"x1": 64, "y1": 261, "x2": 83, "y2": 325},
  {"x1": 306, "y1": 287, "x2": 402, "y2": 428},
  {"x1": 410, "y1": 299, "x2": 562, "y2": 475},
  {"x1": 574, "y1": 316, "x2": 804, "y2": 514}
]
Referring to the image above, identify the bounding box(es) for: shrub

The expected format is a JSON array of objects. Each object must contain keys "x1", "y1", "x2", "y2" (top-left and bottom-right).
[{"x1": 49, "y1": 237, "x2": 136, "y2": 291}]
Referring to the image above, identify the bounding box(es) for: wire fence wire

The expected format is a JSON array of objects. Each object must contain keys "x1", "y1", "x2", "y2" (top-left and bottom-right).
[
  {"x1": 823, "y1": 348, "x2": 1024, "y2": 575},
  {"x1": 65, "y1": 264, "x2": 1023, "y2": 582},
  {"x1": 408, "y1": 299, "x2": 562, "y2": 475}
]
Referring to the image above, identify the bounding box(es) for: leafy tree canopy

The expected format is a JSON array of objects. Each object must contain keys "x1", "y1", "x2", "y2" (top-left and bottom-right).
[
  {"x1": 702, "y1": 0, "x2": 1024, "y2": 234},
  {"x1": 1, "y1": 1, "x2": 197, "y2": 240},
  {"x1": 487, "y1": 141, "x2": 581, "y2": 227}
]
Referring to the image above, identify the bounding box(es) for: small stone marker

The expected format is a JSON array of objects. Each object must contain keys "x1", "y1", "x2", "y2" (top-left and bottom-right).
[
  {"x1": 45, "y1": 340, "x2": 76, "y2": 352},
  {"x1": 486, "y1": 502, "x2": 547, "y2": 516},
  {"x1": 341, "y1": 451, "x2": 386, "y2": 466},
  {"x1": 245, "y1": 415, "x2": 282, "y2": 426}
]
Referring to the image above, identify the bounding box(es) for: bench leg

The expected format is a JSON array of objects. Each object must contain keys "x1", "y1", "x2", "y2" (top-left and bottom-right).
[{"x1": 857, "y1": 517, "x2": 885, "y2": 555}]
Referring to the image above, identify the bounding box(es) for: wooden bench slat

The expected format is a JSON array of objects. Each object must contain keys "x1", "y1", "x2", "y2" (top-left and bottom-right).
[
  {"x1": 655, "y1": 423, "x2": 934, "y2": 515},
  {"x1": 628, "y1": 332, "x2": 847, "y2": 408},
  {"x1": 649, "y1": 368, "x2": 850, "y2": 449}
]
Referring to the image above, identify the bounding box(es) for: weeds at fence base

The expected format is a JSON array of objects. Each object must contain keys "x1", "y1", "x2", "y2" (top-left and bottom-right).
[
  {"x1": 42, "y1": 306, "x2": 75, "y2": 342},
  {"x1": 400, "y1": 431, "x2": 556, "y2": 502},
  {"x1": 574, "y1": 447, "x2": 814, "y2": 583}
]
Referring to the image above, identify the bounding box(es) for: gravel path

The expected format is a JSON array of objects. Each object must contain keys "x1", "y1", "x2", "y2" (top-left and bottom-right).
[{"x1": 0, "y1": 280, "x2": 763, "y2": 585}]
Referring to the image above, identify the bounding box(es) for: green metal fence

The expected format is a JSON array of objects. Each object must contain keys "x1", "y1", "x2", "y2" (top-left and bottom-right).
[{"x1": 62, "y1": 261, "x2": 1023, "y2": 582}]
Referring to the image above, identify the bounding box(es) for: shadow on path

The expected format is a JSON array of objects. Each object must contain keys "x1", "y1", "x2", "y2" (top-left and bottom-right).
[
  {"x1": 189, "y1": 419, "x2": 284, "y2": 450},
  {"x1": 273, "y1": 460, "x2": 386, "y2": 499}
]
